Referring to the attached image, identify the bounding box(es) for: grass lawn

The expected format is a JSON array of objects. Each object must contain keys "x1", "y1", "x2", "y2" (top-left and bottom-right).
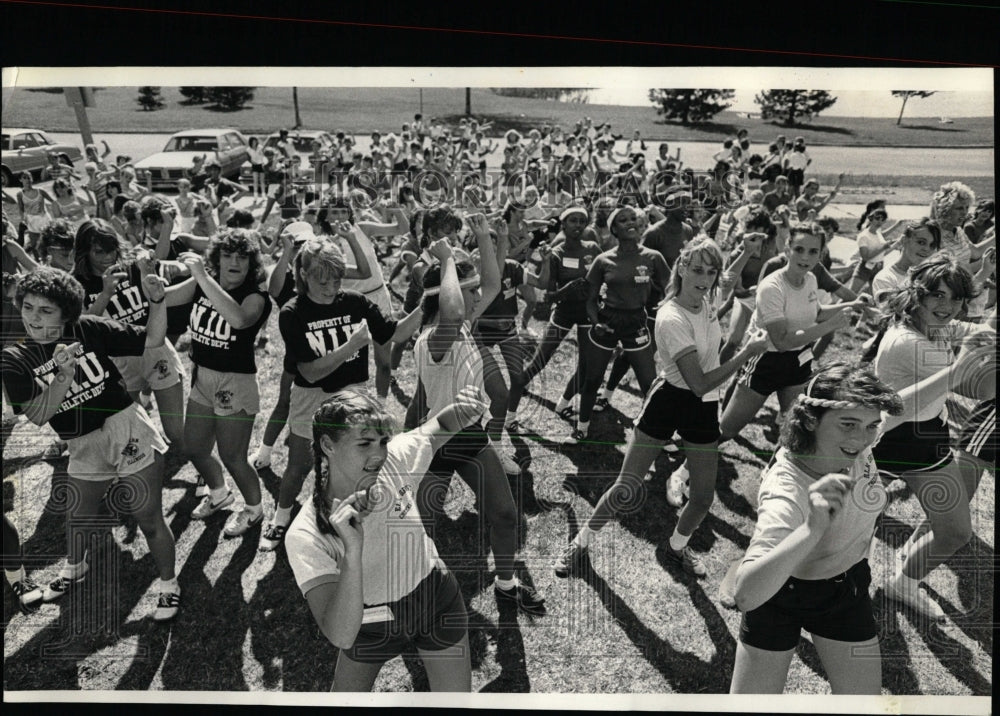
[
  {"x1": 2, "y1": 252, "x2": 993, "y2": 695},
  {"x1": 2, "y1": 86, "x2": 994, "y2": 147}
]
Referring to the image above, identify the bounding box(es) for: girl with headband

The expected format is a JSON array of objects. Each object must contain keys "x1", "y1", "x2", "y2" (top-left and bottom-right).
[
  {"x1": 571, "y1": 206, "x2": 669, "y2": 444},
  {"x1": 507, "y1": 206, "x2": 602, "y2": 428},
  {"x1": 556, "y1": 239, "x2": 768, "y2": 580},
  {"x1": 730, "y1": 364, "x2": 904, "y2": 694},
  {"x1": 406, "y1": 210, "x2": 547, "y2": 616}
]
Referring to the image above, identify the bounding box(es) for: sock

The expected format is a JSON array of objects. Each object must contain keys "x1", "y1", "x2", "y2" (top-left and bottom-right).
[
  {"x1": 5, "y1": 567, "x2": 26, "y2": 586},
  {"x1": 210, "y1": 487, "x2": 229, "y2": 505},
  {"x1": 575, "y1": 525, "x2": 596, "y2": 548},
  {"x1": 577, "y1": 420, "x2": 590, "y2": 435},
  {"x1": 245, "y1": 503, "x2": 263, "y2": 518},
  {"x1": 555, "y1": 396, "x2": 571, "y2": 412},
  {"x1": 495, "y1": 576, "x2": 517, "y2": 590},
  {"x1": 273, "y1": 505, "x2": 294, "y2": 526},
  {"x1": 256, "y1": 444, "x2": 273, "y2": 460},
  {"x1": 602, "y1": 387, "x2": 614, "y2": 401},
  {"x1": 669, "y1": 528, "x2": 691, "y2": 552},
  {"x1": 155, "y1": 577, "x2": 179, "y2": 594},
  {"x1": 505, "y1": 411, "x2": 518, "y2": 426},
  {"x1": 60, "y1": 559, "x2": 87, "y2": 580}
]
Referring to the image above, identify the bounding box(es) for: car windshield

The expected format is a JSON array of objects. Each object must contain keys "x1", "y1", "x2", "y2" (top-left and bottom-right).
[{"x1": 164, "y1": 136, "x2": 220, "y2": 152}]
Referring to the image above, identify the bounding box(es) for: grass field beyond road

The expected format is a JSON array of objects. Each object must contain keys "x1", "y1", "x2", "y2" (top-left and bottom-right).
[{"x1": 2, "y1": 87, "x2": 994, "y2": 147}]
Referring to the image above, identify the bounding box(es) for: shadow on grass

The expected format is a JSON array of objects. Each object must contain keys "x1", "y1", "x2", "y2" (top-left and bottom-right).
[
  {"x1": 898, "y1": 125, "x2": 968, "y2": 133},
  {"x1": 652, "y1": 120, "x2": 741, "y2": 137},
  {"x1": 764, "y1": 120, "x2": 855, "y2": 137}
]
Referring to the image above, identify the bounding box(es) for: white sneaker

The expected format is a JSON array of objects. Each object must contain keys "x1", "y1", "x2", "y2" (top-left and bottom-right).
[
  {"x1": 224, "y1": 508, "x2": 264, "y2": 538},
  {"x1": 195, "y1": 474, "x2": 210, "y2": 497},
  {"x1": 192, "y1": 490, "x2": 235, "y2": 520},
  {"x1": 153, "y1": 587, "x2": 181, "y2": 622},
  {"x1": 251, "y1": 448, "x2": 272, "y2": 470},
  {"x1": 886, "y1": 575, "x2": 946, "y2": 622},
  {"x1": 498, "y1": 452, "x2": 521, "y2": 476},
  {"x1": 666, "y1": 462, "x2": 689, "y2": 508}
]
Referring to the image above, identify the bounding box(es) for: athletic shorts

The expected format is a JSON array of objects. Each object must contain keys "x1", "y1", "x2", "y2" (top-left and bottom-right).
[
  {"x1": 738, "y1": 346, "x2": 813, "y2": 396},
  {"x1": 189, "y1": 365, "x2": 261, "y2": 416},
  {"x1": 589, "y1": 307, "x2": 652, "y2": 352},
  {"x1": 65, "y1": 403, "x2": 168, "y2": 481},
  {"x1": 786, "y1": 168, "x2": 805, "y2": 188},
  {"x1": 345, "y1": 565, "x2": 467, "y2": 664},
  {"x1": 427, "y1": 420, "x2": 491, "y2": 476},
  {"x1": 739, "y1": 559, "x2": 877, "y2": 651},
  {"x1": 474, "y1": 318, "x2": 518, "y2": 348},
  {"x1": 955, "y1": 399, "x2": 996, "y2": 465},
  {"x1": 635, "y1": 377, "x2": 720, "y2": 444},
  {"x1": 288, "y1": 382, "x2": 366, "y2": 439},
  {"x1": 111, "y1": 342, "x2": 185, "y2": 394},
  {"x1": 872, "y1": 416, "x2": 953, "y2": 478},
  {"x1": 550, "y1": 302, "x2": 591, "y2": 331}
]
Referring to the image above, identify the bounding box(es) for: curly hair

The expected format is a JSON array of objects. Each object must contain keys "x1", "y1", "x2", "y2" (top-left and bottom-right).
[
  {"x1": 930, "y1": 181, "x2": 975, "y2": 224},
  {"x1": 139, "y1": 195, "x2": 172, "y2": 227},
  {"x1": 744, "y1": 207, "x2": 777, "y2": 239},
  {"x1": 422, "y1": 204, "x2": 463, "y2": 242},
  {"x1": 39, "y1": 219, "x2": 76, "y2": 253},
  {"x1": 73, "y1": 219, "x2": 130, "y2": 280},
  {"x1": 121, "y1": 200, "x2": 142, "y2": 224},
  {"x1": 879, "y1": 255, "x2": 977, "y2": 332},
  {"x1": 293, "y1": 239, "x2": 346, "y2": 295},
  {"x1": 205, "y1": 228, "x2": 266, "y2": 287},
  {"x1": 14, "y1": 266, "x2": 86, "y2": 324},
  {"x1": 311, "y1": 389, "x2": 396, "y2": 537},
  {"x1": 781, "y1": 362, "x2": 903, "y2": 455}
]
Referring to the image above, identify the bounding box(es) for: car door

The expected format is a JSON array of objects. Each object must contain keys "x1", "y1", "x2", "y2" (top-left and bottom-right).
[{"x1": 225, "y1": 133, "x2": 248, "y2": 177}]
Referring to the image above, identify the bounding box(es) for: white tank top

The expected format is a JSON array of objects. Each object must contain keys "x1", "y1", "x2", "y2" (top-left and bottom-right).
[{"x1": 413, "y1": 323, "x2": 488, "y2": 423}]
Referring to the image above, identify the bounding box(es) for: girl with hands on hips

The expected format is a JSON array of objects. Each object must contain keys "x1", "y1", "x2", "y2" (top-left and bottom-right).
[{"x1": 730, "y1": 363, "x2": 904, "y2": 695}]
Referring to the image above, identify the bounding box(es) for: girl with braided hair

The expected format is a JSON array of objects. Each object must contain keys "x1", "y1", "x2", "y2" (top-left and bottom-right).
[
  {"x1": 731, "y1": 364, "x2": 904, "y2": 694},
  {"x1": 285, "y1": 387, "x2": 486, "y2": 691}
]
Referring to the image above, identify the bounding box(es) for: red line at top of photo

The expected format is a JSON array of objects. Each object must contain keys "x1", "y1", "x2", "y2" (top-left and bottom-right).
[{"x1": 1, "y1": 0, "x2": 995, "y2": 67}]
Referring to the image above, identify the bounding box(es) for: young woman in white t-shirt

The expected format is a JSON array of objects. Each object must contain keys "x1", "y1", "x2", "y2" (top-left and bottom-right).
[
  {"x1": 730, "y1": 364, "x2": 904, "y2": 694},
  {"x1": 719, "y1": 224, "x2": 867, "y2": 442},
  {"x1": 870, "y1": 256, "x2": 987, "y2": 620},
  {"x1": 286, "y1": 388, "x2": 487, "y2": 691},
  {"x1": 555, "y1": 239, "x2": 768, "y2": 579},
  {"x1": 407, "y1": 209, "x2": 546, "y2": 615},
  {"x1": 849, "y1": 206, "x2": 895, "y2": 294}
]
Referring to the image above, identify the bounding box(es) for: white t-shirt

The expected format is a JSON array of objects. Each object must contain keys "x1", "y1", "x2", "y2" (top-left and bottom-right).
[
  {"x1": 871, "y1": 264, "x2": 907, "y2": 308},
  {"x1": 742, "y1": 446, "x2": 885, "y2": 580},
  {"x1": 286, "y1": 430, "x2": 440, "y2": 606},
  {"x1": 873, "y1": 321, "x2": 977, "y2": 423},
  {"x1": 785, "y1": 151, "x2": 810, "y2": 171},
  {"x1": 856, "y1": 228, "x2": 886, "y2": 269},
  {"x1": 655, "y1": 298, "x2": 723, "y2": 401},
  {"x1": 748, "y1": 270, "x2": 820, "y2": 353},
  {"x1": 413, "y1": 323, "x2": 488, "y2": 423}
]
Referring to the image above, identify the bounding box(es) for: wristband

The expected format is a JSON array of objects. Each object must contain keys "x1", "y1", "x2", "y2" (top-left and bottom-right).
[{"x1": 148, "y1": 295, "x2": 165, "y2": 304}]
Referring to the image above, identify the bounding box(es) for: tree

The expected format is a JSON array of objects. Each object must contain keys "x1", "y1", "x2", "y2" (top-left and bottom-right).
[
  {"x1": 466, "y1": 87, "x2": 471, "y2": 116},
  {"x1": 491, "y1": 88, "x2": 591, "y2": 102},
  {"x1": 136, "y1": 86, "x2": 164, "y2": 111},
  {"x1": 207, "y1": 87, "x2": 255, "y2": 111},
  {"x1": 178, "y1": 86, "x2": 210, "y2": 104},
  {"x1": 648, "y1": 89, "x2": 735, "y2": 125},
  {"x1": 892, "y1": 90, "x2": 936, "y2": 125},
  {"x1": 292, "y1": 87, "x2": 302, "y2": 129},
  {"x1": 755, "y1": 90, "x2": 838, "y2": 126}
]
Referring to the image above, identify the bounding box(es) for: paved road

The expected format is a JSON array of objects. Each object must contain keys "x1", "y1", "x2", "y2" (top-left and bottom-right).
[{"x1": 46, "y1": 132, "x2": 995, "y2": 178}]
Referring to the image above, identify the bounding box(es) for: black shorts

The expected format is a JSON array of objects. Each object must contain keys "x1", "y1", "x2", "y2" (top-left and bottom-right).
[
  {"x1": 872, "y1": 416, "x2": 953, "y2": 478},
  {"x1": 427, "y1": 421, "x2": 490, "y2": 476},
  {"x1": 786, "y1": 168, "x2": 805, "y2": 187},
  {"x1": 550, "y1": 300, "x2": 590, "y2": 331},
  {"x1": 955, "y1": 399, "x2": 996, "y2": 465},
  {"x1": 589, "y1": 307, "x2": 652, "y2": 352},
  {"x1": 345, "y1": 565, "x2": 467, "y2": 664},
  {"x1": 739, "y1": 559, "x2": 877, "y2": 651},
  {"x1": 251, "y1": 163, "x2": 265, "y2": 173},
  {"x1": 738, "y1": 347, "x2": 812, "y2": 396},
  {"x1": 635, "y1": 377, "x2": 720, "y2": 444},
  {"x1": 474, "y1": 318, "x2": 518, "y2": 348}
]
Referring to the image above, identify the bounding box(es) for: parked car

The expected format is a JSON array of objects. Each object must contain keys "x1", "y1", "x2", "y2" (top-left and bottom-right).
[
  {"x1": 135, "y1": 128, "x2": 250, "y2": 190},
  {"x1": 1, "y1": 128, "x2": 84, "y2": 187},
  {"x1": 240, "y1": 130, "x2": 336, "y2": 182}
]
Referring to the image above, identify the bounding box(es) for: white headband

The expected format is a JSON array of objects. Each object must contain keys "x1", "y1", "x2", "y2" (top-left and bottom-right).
[
  {"x1": 559, "y1": 206, "x2": 589, "y2": 222},
  {"x1": 423, "y1": 275, "x2": 480, "y2": 297}
]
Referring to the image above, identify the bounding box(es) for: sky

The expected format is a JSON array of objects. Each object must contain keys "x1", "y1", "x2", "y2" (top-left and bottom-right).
[{"x1": 587, "y1": 88, "x2": 994, "y2": 117}]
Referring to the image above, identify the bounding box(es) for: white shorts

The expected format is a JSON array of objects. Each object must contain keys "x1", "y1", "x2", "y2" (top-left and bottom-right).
[
  {"x1": 189, "y1": 365, "x2": 261, "y2": 416},
  {"x1": 111, "y1": 342, "x2": 185, "y2": 394},
  {"x1": 66, "y1": 403, "x2": 168, "y2": 481},
  {"x1": 288, "y1": 382, "x2": 366, "y2": 439}
]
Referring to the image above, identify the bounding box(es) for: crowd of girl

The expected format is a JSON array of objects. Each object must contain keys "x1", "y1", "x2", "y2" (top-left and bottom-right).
[{"x1": 1, "y1": 120, "x2": 995, "y2": 693}]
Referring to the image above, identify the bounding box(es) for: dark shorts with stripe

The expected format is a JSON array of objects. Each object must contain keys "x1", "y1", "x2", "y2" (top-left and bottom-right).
[
  {"x1": 635, "y1": 377, "x2": 720, "y2": 444},
  {"x1": 872, "y1": 416, "x2": 953, "y2": 479},
  {"x1": 738, "y1": 347, "x2": 812, "y2": 396},
  {"x1": 956, "y1": 399, "x2": 996, "y2": 465},
  {"x1": 588, "y1": 307, "x2": 652, "y2": 352}
]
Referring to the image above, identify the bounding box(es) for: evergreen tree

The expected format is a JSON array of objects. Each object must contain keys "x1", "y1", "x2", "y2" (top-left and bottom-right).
[
  {"x1": 208, "y1": 87, "x2": 256, "y2": 111},
  {"x1": 754, "y1": 90, "x2": 838, "y2": 126},
  {"x1": 179, "y1": 86, "x2": 210, "y2": 104},
  {"x1": 648, "y1": 89, "x2": 735, "y2": 125},
  {"x1": 137, "y1": 86, "x2": 164, "y2": 111}
]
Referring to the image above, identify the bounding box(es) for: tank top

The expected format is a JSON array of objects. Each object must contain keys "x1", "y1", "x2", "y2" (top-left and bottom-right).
[{"x1": 413, "y1": 323, "x2": 487, "y2": 423}]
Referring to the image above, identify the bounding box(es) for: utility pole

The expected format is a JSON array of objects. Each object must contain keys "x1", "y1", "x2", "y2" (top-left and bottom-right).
[
  {"x1": 64, "y1": 87, "x2": 95, "y2": 147},
  {"x1": 465, "y1": 87, "x2": 471, "y2": 116}
]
